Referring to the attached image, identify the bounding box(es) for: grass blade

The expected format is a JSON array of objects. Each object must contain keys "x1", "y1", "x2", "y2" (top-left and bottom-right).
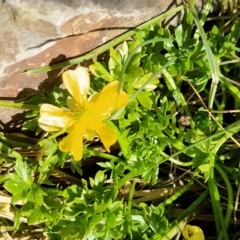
[{"x1": 187, "y1": 3, "x2": 220, "y2": 109}]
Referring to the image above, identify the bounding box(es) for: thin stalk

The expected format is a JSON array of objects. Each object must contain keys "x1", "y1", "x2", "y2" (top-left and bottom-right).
[
  {"x1": 212, "y1": 120, "x2": 240, "y2": 154},
  {"x1": 162, "y1": 179, "x2": 194, "y2": 207},
  {"x1": 216, "y1": 83, "x2": 226, "y2": 126},
  {"x1": 88, "y1": 150, "x2": 122, "y2": 162},
  {"x1": 162, "y1": 189, "x2": 209, "y2": 239},
  {"x1": 208, "y1": 178, "x2": 221, "y2": 235},
  {"x1": 0, "y1": 142, "x2": 22, "y2": 160},
  {"x1": 221, "y1": 75, "x2": 240, "y2": 105},
  {"x1": 0, "y1": 133, "x2": 34, "y2": 148},
  {"x1": 47, "y1": 129, "x2": 66, "y2": 140},
  {"x1": 51, "y1": 169, "x2": 82, "y2": 185},
  {"x1": 208, "y1": 176, "x2": 229, "y2": 240},
  {"x1": 215, "y1": 163, "x2": 233, "y2": 240},
  {"x1": 128, "y1": 181, "x2": 136, "y2": 214},
  {"x1": 127, "y1": 181, "x2": 136, "y2": 239},
  {"x1": 160, "y1": 151, "x2": 193, "y2": 166},
  {"x1": 0, "y1": 101, "x2": 39, "y2": 111},
  {"x1": 25, "y1": 5, "x2": 184, "y2": 75}
]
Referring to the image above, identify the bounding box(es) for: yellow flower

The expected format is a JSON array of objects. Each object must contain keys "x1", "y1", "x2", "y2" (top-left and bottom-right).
[
  {"x1": 38, "y1": 67, "x2": 129, "y2": 160},
  {"x1": 182, "y1": 224, "x2": 205, "y2": 240}
]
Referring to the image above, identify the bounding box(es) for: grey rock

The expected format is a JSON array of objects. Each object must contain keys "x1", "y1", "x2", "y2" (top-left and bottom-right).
[{"x1": 0, "y1": 0, "x2": 219, "y2": 127}]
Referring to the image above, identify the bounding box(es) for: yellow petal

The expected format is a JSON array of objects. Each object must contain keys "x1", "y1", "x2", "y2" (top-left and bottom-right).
[
  {"x1": 59, "y1": 122, "x2": 85, "y2": 160},
  {"x1": 90, "y1": 80, "x2": 129, "y2": 117},
  {"x1": 38, "y1": 104, "x2": 77, "y2": 131},
  {"x1": 62, "y1": 67, "x2": 90, "y2": 108},
  {"x1": 182, "y1": 225, "x2": 205, "y2": 240},
  {"x1": 95, "y1": 122, "x2": 117, "y2": 152},
  {"x1": 85, "y1": 128, "x2": 96, "y2": 141}
]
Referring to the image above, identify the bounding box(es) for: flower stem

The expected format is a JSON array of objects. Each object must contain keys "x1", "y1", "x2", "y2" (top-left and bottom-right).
[
  {"x1": 0, "y1": 101, "x2": 39, "y2": 111},
  {"x1": 88, "y1": 150, "x2": 125, "y2": 163},
  {"x1": 25, "y1": 5, "x2": 184, "y2": 74}
]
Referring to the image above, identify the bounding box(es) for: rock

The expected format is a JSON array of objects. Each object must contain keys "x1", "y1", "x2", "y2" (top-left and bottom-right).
[{"x1": 0, "y1": 0, "x2": 219, "y2": 127}]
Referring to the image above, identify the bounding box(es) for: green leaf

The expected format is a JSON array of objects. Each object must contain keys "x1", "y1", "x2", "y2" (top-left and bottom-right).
[
  {"x1": 22, "y1": 118, "x2": 38, "y2": 131},
  {"x1": 97, "y1": 162, "x2": 113, "y2": 169},
  {"x1": 27, "y1": 184, "x2": 47, "y2": 206},
  {"x1": 199, "y1": 163, "x2": 210, "y2": 172},
  {"x1": 21, "y1": 201, "x2": 35, "y2": 215},
  {"x1": 89, "y1": 177, "x2": 95, "y2": 189},
  {"x1": 63, "y1": 204, "x2": 86, "y2": 218},
  {"x1": 12, "y1": 191, "x2": 26, "y2": 203},
  {"x1": 133, "y1": 72, "x2": 158, "y2": 91},
  {"x1": 44, "y1": 196, "x2": 62, "y2": 209},
  {"x1": 38, "y1": 153, "x2": 58, "y2": 182},
  {"x1": 125, "y1": 67, "x2": 144, "y2": 83},
  {"x1": 104, "y1": 188, "x2": 118, "y2": 204},
  {"x1": 106, "y1": 210, "x2": 116, "y2": 228},
  {"x1": 175, "y1": 24, "x2": 183, "y2": 46},
  {"x1": 127, "y1": 52, "x2": 144, "y2": 70},
  {"x1": 137, "y1": 91, "x2": 153, "y2": 110},
  {"x1": 38, "y1": 139, "x2": 58, "y2": 156},
  {"x1": 109, "y1": 47, "x2": 122, "y2": 66},
  {"x1": 108, "y1": 57, "x2": 122, "y2": 78},
  {"x1": 89, "y1": 62, "x2": 113, "y2": 82},
  {"x1": 4, "y1": 179, "x2": 21, "y2": 193},
  {"x1": 93, "y1": 203, "x2": 106, "y2": 213},
  {"x1": 90, "y1": 213, "x2": 103, "y2": 227},
  {"x1": 160, "y1": 96, "x2": 168, "y2": 115},
  {"x1": 231, "y1": 19, "x2": 240, "y2": 42},
  {"x1": 41, "y1": 205, "x2": 53, "y2": 221},
  {"x1": 94, "y1": 170, "x2": 105, "y2": 186},
  {"x1": 119, "y1": 41, "x2": 129, "y2": 62},
  {"x1": 14, "y1": 158, "x2": 32, "y2": 183},
  {"x1": 63, "y1": 185, "x2": 83, "y2": 203},
  {"x1": 28, "y1": 206, "x2": 42, "y2": 224},
  {"x1": 128, "y1": 39, "x2": 141, "y2": 53},
  {"x1": 0, "y1": 175, "x2": 9, "y2": 182},
  {"x1": 108, "y1": 201, "x2": 122, "y2": 212},
  {"x1": 14, "y1": 210, "x2": 21, "y2": 231}
]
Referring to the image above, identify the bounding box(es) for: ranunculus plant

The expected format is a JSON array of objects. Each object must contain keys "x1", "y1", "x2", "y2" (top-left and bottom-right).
[{"x1": 38, "y1": 67, "x2": 129, "y2": 160}]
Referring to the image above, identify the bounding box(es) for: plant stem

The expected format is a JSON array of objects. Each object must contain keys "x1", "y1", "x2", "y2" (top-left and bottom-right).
[
  {"x1": 215, "y1": 163, "x2": 233, "y2": 240},
  {"x1": 25, "y1": 5, "x2": 184, "y2": 74},
  {"x1": 88, "y1": 150, "x2": 123, "y2": 163},
  {"x1": 162, "y1": 189, "x2": 209, "y2": 239},
  {"x1": 0, "y1": 101, "x2": 39, "y2": 111},
  {"x1": 208, "y1": 175, "x2": 229, "y2": 240},
  {"x1": 162, "y1": 179, "x2": 194, "y2": 207}
]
